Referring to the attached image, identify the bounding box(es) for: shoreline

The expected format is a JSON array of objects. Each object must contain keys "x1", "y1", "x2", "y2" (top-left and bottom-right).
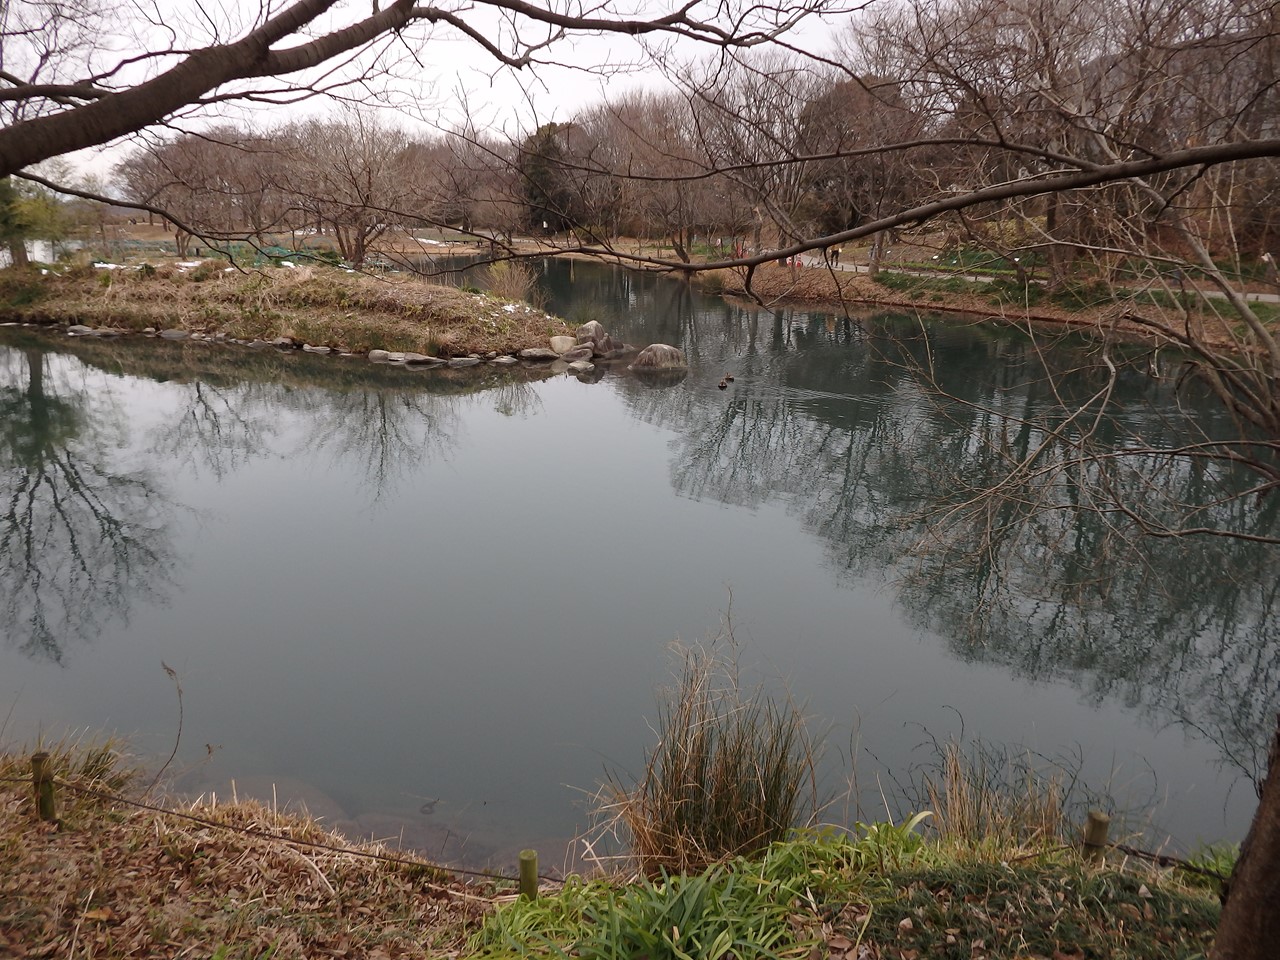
[
  {"x1": 4, "y1": 250, "x2": 1267, "y2": 363},
  {"x1": 1, "y1": 742, "x2": 1224, "y2": 958},
  {"x1": 698, "y1": 261, "x2": 1260, "y2": 351}
]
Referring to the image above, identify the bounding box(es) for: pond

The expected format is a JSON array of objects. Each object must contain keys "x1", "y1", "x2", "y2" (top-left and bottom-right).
[{"x1": 1, "y1": 259, "x2": 1275, "y2": 871}]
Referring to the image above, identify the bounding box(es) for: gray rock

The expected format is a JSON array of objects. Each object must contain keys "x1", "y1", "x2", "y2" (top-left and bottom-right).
[
  {"x1": 302, "y1": 344, "x2": 331, "y2": 354},
  {"x1": 159, "y1": 329, "x2": 190, "y2": 340},
  {"x1": 489, "y1": 355, "x2": 519, "y2": 366},
  {"x1": 519, "y1": 347, "x2": 560, "y2": 361},
  {"x1": 559, "y1": 345, "x2": 594, "y2": 363},
  {"x1": 599, "y1": 347, "x2": 637, "y2": 361},
  {"x1": 67, "y1": 324, "x2": 94, "y2": 336},
  {"x1": 549, "y1": 335, "x2": 577, "y2": 354},
  {"x1": 270, "y1": 336, "x2": 294, "y2": 347},
  {"x1": 448, "y1": 357, "x2": 482, "y2": 367},
  {"x1": 575, "y1": 320, "x2": 607, "y2": 346},
  {"x1": 385, "y1": 351, "x2": 407, "y2": 362},
  {"x1": 402, "y1": 352, "x2": 431, "y2": 363},
  {"x1": 368, "y1": 349, "x2": 391, "y2": 362},
  {"x1": 567, "y1": 360, "x2": 596, "y2": 374},
  {"x1": 629, "y1": 343, "x2": 687, "y2": 370},
  {"x1": 143, "y1": 327, "x2": 157, "y2": 334},
  {"x1": 248, "y1": 339, "x2": 272, "y2": 349}
]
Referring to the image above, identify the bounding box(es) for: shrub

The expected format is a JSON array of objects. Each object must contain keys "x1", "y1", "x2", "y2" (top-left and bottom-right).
[
  {"x1": 480, "y1": 260, "x2": 545, "y2": 308},
  {"x1": 188, "y1": 261, "x2": 224, "y2": 282},
  {"x1": 596, "y1": 636, "x2": 819, "y2": 874}
]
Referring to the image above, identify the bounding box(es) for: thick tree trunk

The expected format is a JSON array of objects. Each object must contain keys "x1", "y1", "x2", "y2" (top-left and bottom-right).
[
  {"x1": 8, "y1": 238, "x2": 29, "y2": 267},
  {"x1": 0, "y1": 0, "x2": 422, "y2": 178},
  {"x1": 1213, "y1": 714, "x2": 1280, "y2": 960}
]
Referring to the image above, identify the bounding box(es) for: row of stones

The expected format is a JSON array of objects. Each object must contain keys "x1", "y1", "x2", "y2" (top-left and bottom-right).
[{"x1": 59, "y1": 320, "x2": 634, "y2": 376}]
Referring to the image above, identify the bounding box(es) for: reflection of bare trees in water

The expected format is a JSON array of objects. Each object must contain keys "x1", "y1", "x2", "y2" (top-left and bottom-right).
[
  {"x1": 901, "y1": 355, "x2": 1280, "y2": 786},
  {"x1": 304, "y1": 387, "x2": 461, "y2": 501},
  {"x1": 620, "y1": 311, "x2": 1280, "y2": 786},
  {"x1": 151, "y1": 380, "x2": 275, "y2": 480},
  {"x1": 491, "y1": 380, "x2": 543, "y2": 420},
  {"x1": 0, "y1": 345, "x2": 173, "y2": 663},
  {"x1": 0, "y1": 335, "x2": 492, "y2": 662}
]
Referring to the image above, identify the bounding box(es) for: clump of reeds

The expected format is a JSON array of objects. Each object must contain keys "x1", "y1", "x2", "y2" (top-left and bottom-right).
[
  {"x1": 0, "y1": 731, "x2": 136, "y2": 798},
  {"x1": 479, "y1": 259, "x2": 545, "y2": 308},
  {"x1": 910, "y1": 737, "x2": 1108, "y2": 852},
  {"x1": 596, "y1": 637, "x2": 819, "y2": 875}
]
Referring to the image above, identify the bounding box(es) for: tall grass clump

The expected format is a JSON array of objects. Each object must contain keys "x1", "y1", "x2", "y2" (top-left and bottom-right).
[
  {"x1": 596, "y1": 638, "x2": 820, "y2": 875},
  {"x1": 480, "y1": 260, "x2": 545, "y2": 309},
  {"x1": 906, "y1": 736, "x2": 1115, "y2": 853}
]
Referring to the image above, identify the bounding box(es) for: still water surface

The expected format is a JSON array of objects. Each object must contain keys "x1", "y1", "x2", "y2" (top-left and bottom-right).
[{"x1": 1, "y1": 260, "x2": 1276, "y2": 868}]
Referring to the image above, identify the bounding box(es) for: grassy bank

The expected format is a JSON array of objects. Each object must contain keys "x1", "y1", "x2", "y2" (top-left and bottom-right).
[
  {"x1": 0, "y1": 742, "x2": 1222, "y2": 959},
  {"x1": 0, "y1": 260, "x2": 570, "y2": 357},
  {"x1": 703, "y1": 262, "x2": 1276, "y2": 353}
]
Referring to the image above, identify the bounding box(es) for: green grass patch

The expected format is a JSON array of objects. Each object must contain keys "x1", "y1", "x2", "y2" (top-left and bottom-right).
[
  {"x1": 1049, "y1": 280, "x2": 1117, "y2": 310},
  {"x1": 473, "y1": 833, "x2": 1219, "y2": 960},
  {"x1": 0, "y1": 270, "x2": 49, "y2": 308}
]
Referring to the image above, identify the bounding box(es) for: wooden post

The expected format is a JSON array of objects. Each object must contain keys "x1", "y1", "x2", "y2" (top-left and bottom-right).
[
  {"x1": 518, "y1": 849, "x2": 538, "y2": 900},
  {"x1": 1083, "y1": 810, "x2": 1110, "y2": 865},
  {"x1": 31, "y1": 752, "x2": 56, "y2": 822}
]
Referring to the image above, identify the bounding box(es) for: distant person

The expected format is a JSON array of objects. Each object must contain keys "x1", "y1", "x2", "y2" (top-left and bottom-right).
[
  {"x1": 832, "y1": 247, "x2": 841, "y2": 266},
  {"x1": 1263, "y1": 251, "x2": 1278, "y2": 284}
]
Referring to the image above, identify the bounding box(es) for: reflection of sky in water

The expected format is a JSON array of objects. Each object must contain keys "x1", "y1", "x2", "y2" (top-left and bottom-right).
[{"x1": 0, "y1": 274, "x2": 1274, "y2": 866}]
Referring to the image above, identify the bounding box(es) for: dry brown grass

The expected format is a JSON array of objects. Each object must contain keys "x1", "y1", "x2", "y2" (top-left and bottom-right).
[
  {"x1": 0, "y1": 744, "x2": 493, "y2": 958},
  {"x1": 477, "y1": 261, "x2": 546, "y2": 309},
  {"x1": 922, "y1": 739, "x2": 1067, "y2": 849},
  {"x1": 0, "y1": 262, "x2": 570, "y2": 357},
  {"x1": 591, "y1": 638, "x2": 819, "y2": 877}
]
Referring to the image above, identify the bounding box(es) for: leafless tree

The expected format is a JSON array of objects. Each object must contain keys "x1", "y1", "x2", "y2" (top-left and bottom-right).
[
  {"x1": 279, "y1": 111, "x2": 416, "y2": 266},
  {"x1": 0, "y1": 0, "x2": 828, "y2": 179},
  {"x1": 117, "y1": 126, "x2": 289, "y2": 255}
]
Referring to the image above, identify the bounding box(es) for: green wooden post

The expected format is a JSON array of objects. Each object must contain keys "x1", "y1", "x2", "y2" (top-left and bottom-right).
[
  {"x1": 31, "y1": 752, "x2": 56, "y2": 822},
  {"x1": 519, "y1": 849, "x2": 538, "y2": 900},
  {"x1": 1083, "y1": 810, "x2": 1110, "y2": 865}
]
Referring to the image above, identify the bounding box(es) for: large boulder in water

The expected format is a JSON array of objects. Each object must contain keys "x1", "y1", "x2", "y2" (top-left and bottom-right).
[
  {"x1": 575, "y1": 319, "x2": 620, "y2": 356},
  {"x1": 628, "y1": 343, "x2": 687, "y2": 371},
  {"x1": 575, "y1": 320, "x2": 607, "y2": 346}
]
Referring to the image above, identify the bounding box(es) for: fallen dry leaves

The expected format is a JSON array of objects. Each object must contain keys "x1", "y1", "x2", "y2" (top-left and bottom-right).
[{"x1": 1, "y1": 756, "x2": 494, "y2": 959}]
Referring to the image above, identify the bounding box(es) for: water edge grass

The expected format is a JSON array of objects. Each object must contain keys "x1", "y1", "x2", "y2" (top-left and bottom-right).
[
  {"x1": 591, "y1": 637, "x2": 821, "y2": 875},
  {"x1": 1, "y1": 734, "x2": 1224, "y2": 958}
]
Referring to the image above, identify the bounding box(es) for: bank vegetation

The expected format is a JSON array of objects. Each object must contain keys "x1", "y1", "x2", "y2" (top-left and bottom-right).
[{"x1": 0, "y1": 259, "x2": 568, "y2": 357}]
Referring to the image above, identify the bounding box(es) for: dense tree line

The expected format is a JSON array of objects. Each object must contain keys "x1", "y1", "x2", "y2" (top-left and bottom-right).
[{"x1": 105, "y1": 0, "x2": 1278, "y2": 282}]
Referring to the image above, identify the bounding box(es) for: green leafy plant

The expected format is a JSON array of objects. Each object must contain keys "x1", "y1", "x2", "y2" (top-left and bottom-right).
[
  {"x1": 1178, "y1": 843, "x2": 1237, "y2": 891},
  {"x1": 855, "y1": 811, "x2": 933, "y2": 872}
]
